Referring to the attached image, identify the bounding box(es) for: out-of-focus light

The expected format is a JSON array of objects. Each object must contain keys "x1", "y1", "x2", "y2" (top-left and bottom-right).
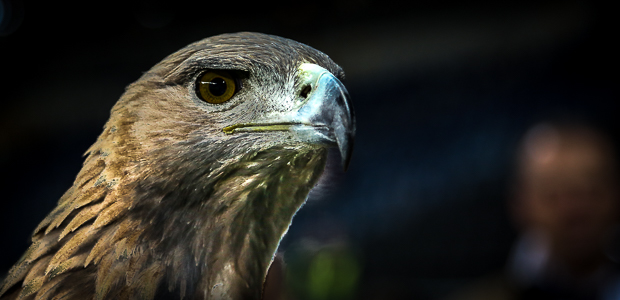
[
  {"x1": 307, "y1": 249, "x2": 361, "y2": 300},
  {"x1": 286, "y1": 241, "x2": 362, "y2": 300},
  {"x1": 524, "y1": 124, "x2": 560, "y2": 165}
]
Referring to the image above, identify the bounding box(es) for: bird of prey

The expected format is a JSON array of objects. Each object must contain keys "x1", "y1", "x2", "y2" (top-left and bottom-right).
[{"x1": 0, "y1": 32, "x2": 355, "y2": 300}]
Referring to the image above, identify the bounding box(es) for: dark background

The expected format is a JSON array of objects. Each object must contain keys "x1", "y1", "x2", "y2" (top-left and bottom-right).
[{"x1": 1, "y1": 1, "x2": 617, "y2": 299}]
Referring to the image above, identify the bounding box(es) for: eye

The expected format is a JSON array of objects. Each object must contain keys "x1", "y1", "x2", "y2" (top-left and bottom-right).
[{"x1": 196, "y1": 70, "x2": 238, "y2": 104}]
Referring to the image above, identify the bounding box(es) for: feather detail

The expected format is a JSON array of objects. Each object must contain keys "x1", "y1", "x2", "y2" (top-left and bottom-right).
[
  {"x1": 0, "y1": 263, "x2": 29, "y2": 297},
  {"x1": 72, "y1": 186, "x2": 107, "y2": 211},
  {"x1": 92, "y1": 229, "x2": 145, "y2": 299},
  {"x1": 35, "y1": 197, "x2": 72, "y2": 236},
  {"x1": 129, "y1": 263, "x2": 164, "y2": 300},
  {"x1": 22, "y1": 257, "x2": 52, "y2": 286},
  {"x1": 124, "y1": 250, "x2": 149, "y2": 286},
  {"x1": 92, "y1": 200, "x2": 129, "y2": 229},
  {"x1": 167, "y1": 247, "x2": 189, "y2": 296},
  {"x1": 84, "y1": 229, "x2": 117, "y2": 267},
  {"x1": 74, "y1": 159, "x2": 106, "y2": 189},
  {"x1": 34, "y1": 157, "x2": 106, "y2": 237},
  {"x1": 0, "y1": 230, "x2": 62, "y2": 296},
  {"x1": 116, "y1": 232, "x2": 142, "y2": 260},
  {"x1": 49, "y1": 289, "x2": 71, "y2": 300},
  {"x1": 17, "y1": 276, "x2": 44, "y2": 299},
  {"x1": 94, "y1": 253, "x2": 125, "y2": 300},
  {"x1": 32, "y1": 274, "x2": 69, "y2": 300},
  {"x1": 46, "y1": 185, "x2": 109, "y2": 236},
  {"x1": 23, "y1": 230, "x2": 62, "y2": 265},
  {"x1": 45, "y1": 199, "x2": 77, "y2": 235},
  {"x1": 45, "y1": 227, "x2": 95, "y2": 276},
  {"x1": 84, "y1": 219, "x2": 141, "y2": 267},
  {"x1": 59, "y1": 203, "x2": 104, "y2": 240},
  {"x1": 47, "y1": 253, "x2": 88, "y2": 280}
]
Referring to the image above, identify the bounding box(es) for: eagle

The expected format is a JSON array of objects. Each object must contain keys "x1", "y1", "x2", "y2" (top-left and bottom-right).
[{"x1": 0, "y1": 32, "x2": 355, "y2": 300}]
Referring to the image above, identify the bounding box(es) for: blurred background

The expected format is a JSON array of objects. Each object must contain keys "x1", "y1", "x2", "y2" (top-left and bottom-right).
[{"x1": 1, "y1": 0, "x2": 617, "y2": 299}]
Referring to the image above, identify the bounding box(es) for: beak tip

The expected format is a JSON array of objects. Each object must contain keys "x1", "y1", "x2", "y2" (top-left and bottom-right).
[
  {"x1": 341, "y1": 156, "x2": 351, "y2": 172},
  {"x1": 337, "y1": 134, "x2": 354, "y2": 172}
]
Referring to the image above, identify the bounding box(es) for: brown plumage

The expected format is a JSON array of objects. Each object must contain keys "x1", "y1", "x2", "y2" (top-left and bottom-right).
[{"x1": 0, "y1": 32, "x2": 354, "y2": 300}]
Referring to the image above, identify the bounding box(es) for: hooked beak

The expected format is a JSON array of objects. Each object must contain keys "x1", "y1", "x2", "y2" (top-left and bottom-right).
[{"x1": 223, "y1": 63, "x2": 356, "y2": 170}]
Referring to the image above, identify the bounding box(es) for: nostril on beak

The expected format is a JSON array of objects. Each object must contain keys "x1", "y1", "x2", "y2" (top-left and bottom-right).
[{"x1": 299, "y1": 85, "x2": 312, "y2": 99}]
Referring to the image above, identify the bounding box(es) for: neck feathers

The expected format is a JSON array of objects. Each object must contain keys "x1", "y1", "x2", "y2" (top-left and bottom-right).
[
  {"x1": 0, "y1": 137, "x2": 327, "y2": 300},
  {"x1": 131, "y1": 146, "x2": 328, "y2": 299}
]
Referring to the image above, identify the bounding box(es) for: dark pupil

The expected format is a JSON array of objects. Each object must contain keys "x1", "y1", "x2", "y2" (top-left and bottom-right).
[{"x1": 208, "y1": 77, "x2": 227, "y2": 96}]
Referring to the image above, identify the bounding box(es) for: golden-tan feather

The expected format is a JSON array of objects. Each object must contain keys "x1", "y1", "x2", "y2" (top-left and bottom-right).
[{"x1": 1, "y1": 121, "x2": 139, "y2": 300}]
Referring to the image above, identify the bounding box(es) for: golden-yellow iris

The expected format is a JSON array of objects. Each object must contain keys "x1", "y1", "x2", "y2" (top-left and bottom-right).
[{"x1": 196, "y1": 70, "x2": 237, "y2": 104}]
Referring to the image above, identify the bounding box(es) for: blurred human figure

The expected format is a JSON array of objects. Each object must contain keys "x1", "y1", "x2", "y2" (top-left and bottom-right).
[{"x1": 448, "y1": 121, "x2": 620, "y2": 300}]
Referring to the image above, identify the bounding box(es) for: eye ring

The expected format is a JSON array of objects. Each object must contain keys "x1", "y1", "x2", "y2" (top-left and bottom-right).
[{"x1": 196, "y1": 70, "x2": 238, "y2": 104}]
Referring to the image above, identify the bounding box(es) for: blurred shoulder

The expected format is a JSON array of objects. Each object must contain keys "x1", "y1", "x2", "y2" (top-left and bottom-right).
[{"x1": 444, "y1": 273, "x2": 518, "y2": 300}]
